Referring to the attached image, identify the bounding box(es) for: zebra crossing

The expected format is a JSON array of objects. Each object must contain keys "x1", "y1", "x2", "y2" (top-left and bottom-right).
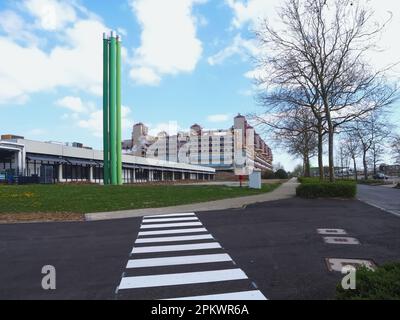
[{"x1": 115, "y1": 212, "x2": 267, "y2": 300}]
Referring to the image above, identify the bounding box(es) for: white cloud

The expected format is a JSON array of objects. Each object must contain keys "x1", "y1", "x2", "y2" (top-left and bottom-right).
[
  {"x1": 225, "y1": 0, "x2": 281, "y2": 29},
  {"x1": 23, "y1": 0, "x2": 77, "y2": 31},
  {"x1": 59, "y1": 97, "x2": 133, "y2": 138},
  {"x1": 147, "y1": 121, "x2": 182, "y2": 136},
  {"x1": 208, "y1": 34, "x2": 258, "y2": 66},
  {"x1": 129, "y1": 67, "x2": 161, "y2": 86},
  {"x1": 0, "y1": 10, "x2": 39, "y2": 46},
  {"x1": 80, "y1": 106, "x2": 132, "y2": 137},
  {"x1": 128, "y1": 0, "x2": 203, "y2": 85},
  {"x1": 0, "y1": 12, "x2": 109, "y2": 104},
  {"x1": 207, "y1": 114, "x2": 231, "y2": 123},
  {"x1": 56, "y1": 96, "x2": 96, "y2": 113}
]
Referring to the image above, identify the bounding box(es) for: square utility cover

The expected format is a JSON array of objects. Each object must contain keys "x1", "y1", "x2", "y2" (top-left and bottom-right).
[{"x1": 323, "y1": 237, "x2": 360, "y2": 245}]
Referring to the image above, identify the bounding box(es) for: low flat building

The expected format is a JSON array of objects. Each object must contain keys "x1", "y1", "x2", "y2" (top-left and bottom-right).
[{"x1": 0, "y1": 136, "x2": 215, "y2": 184}]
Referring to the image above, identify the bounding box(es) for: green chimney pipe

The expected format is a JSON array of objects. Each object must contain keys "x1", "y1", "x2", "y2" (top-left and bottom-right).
[
  {"x1": 109, "y1": 33, "x2": 117, "y2": 185},
  {"x1": 102, "y1": 33, "x2": 110, "y2": 185},
  {"x1": 116, "y1": 36, "x2": 122, "y2": 185}
]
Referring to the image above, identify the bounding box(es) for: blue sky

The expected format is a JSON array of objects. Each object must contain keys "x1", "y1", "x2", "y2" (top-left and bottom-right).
[{"x1": 1, "y1": 0, "x2": 399, "y2": 171}]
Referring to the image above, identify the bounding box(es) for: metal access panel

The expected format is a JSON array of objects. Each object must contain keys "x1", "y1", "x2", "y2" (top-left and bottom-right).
[
  {"x1": 323, "y1": 236, "x2": 360, "y2": 245},
  {"x1": 317, "y1": 228, "x2": 347, "y2": 235},
  {"x1": 325, "y1": 258, "x2": 376, "y2": 272},
  {"x1": 39, "y1": 165, "x2": 55, "y2": 184}
]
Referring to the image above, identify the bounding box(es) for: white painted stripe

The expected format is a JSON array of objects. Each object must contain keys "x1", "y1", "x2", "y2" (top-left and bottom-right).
[
  {"x1": 118, "y1": 269, "x2": 247, "y2": 290},
  {"x1": 141, "y1": 222, "x2": 202, "y2": 229},
  {"x1": 165, "y1": 290, "x2": 267, "y2": 300},
  {"x1": 142, "y1": 217, "x2": 199, "y2": 223},
  {"x1": 145, "y1": 213, "x2": 195, "y2": 218},
  {"x1": 138, "y1": 228, "x2": 207, "y2": 236},
  {"x1": 127, "y1": 253, "x2": 232, "y2": 268},
  {"x1": 131, "y1": 242, "x2": 221, "y2": 254},
  {"x1": 135, "y1": 234, "x2": 213, "y2": 243}
]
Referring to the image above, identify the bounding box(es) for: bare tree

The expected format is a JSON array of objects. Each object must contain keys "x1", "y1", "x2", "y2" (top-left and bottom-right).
[
  {"x1": 343, "y1": 132, "x2": 361, "y2": 180},
  {"x1": 369, "y1": 143, "x2": 385, "y2": 175},
  {"x1": 392, "y1": 134, "x2": 400, "y2": 164},
  {"x1": 253, "y1": 0, "x2": 398, "y2": 182},
  {"x1": 276, "y1": 109, "x2": 318, "y2": 177},
  {"x1": 347, "y1": 111, "x2": 389, "y2": 180}
]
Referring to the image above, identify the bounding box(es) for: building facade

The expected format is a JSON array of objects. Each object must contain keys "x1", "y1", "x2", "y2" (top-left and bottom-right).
[
  {"x1": 123, "y1": 115, "x2": 273, "y2": 174},
  {"x1": 0, "y1": 136, "x2": 215, "y2": 184}
]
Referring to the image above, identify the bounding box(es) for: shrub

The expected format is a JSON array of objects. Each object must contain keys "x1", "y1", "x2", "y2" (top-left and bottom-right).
[
  {"x1": 262, "y1": 169, "x2": 289, "y2": 180},
  {"x1": 275, "y1": 169, "x2": 288, "y2": 179},
  {"x1": 296, "y1": 180, "x2": 356, "y2": 198},
  {"x1": 262, "y1": 170, "x2": 275, "y2": 179},
  {"x1": 336, "y1": 262, "x2": 400, "y2": 300},
  {"x1": 297, "y1": 177, "x2": 321, "y2": 184}
]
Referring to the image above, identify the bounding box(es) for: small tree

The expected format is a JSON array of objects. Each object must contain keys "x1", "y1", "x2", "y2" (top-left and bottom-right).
[
  {"x1": 275, "y1": 168, "x2": 289, "y2": 179},
  {"x1": 343, "y1": 132, "x2": 361, "y2": 181},
  {"x1": 392, "y1": 135, "x2": 400, "y2": 164},
  {"x1": 348, "y1": 112, "x2": 389, "y2": 180}
]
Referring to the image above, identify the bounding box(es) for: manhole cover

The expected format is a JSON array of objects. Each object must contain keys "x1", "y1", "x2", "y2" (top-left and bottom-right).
[
  {"x1": 325, "y1": 258, "x2": 376, "y2": 272},
  {"x1": 317, "y1": 228, "x2": 347, "y2": 235},
  {"x1": 323, "y1": 236, "x2": 360, "y2": 245}
]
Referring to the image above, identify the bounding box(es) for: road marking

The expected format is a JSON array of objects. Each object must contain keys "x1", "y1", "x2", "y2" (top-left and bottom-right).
[
  {"x1": 145, "y1": 213, "x2": 195, "y2": 218},
  {"x1": 118, "y1": 269, "x2": 248, "y2": 290},
  {"x1": 135, "y1": 234, "x2": 214, "y2": 243},
  {"x1": 356, "y1": 198, "x2": 400, "y2": 218},
  {"x1": 317, "y1": 228, "x2": 347, "y2": 235},
  {"x1": 164, "y1": 290, "x2": 267, "y2": 300},
  {"x1": 126, "y1": 253, "x2": 232, "y2": 268},
  {"x1": 323, "y1": 237, "x2": 360, "y2": 245},
  {"x1": 138, "y1": 228, "x2": 208, "y2": 236},
  {"x1": 116, "y1": 212, "x2": 267, "y2": 300},
  {"x1": 325, "y1": 258, "x2": 376, "y2": 272},
  {"x1": 132, "y1": 242, "x2": 221, "y2": 254},
  {"x1": 141, "y1": 222, "x2": 203, "y2": 229},
  {"x1": 142, "y1": 217, "x2": 199, "y2": 223}
]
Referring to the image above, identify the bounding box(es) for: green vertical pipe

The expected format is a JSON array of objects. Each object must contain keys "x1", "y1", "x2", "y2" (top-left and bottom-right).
[
  {"x1": 109, "y1": 33, "x2": 117, "y2": 185},
  {"x1": 102, "y1": 33, "x2": 110, "y2": 185},
  {"x1": 116, "y1": 37, "x2": 122, "y2": 185}
]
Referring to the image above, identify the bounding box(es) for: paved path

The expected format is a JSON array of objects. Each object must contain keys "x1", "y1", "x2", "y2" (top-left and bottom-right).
[
  {"x1": 85, "y1": 178, "x2": 299, "y2": 221},
  {"x1": 1, "y1": 198, "x2": 400, "y2": 300},
  {"x1": 116, "y1": 212, "x2": 266, "y2": 300},
  {"x1": 357, "y1": 184, "x2": 400, "y2": 217}
]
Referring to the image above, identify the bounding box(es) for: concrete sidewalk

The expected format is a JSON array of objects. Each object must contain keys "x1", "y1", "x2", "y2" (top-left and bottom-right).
[{"x1": 85, "y1": 178, "x2": 299, "y2": 221}]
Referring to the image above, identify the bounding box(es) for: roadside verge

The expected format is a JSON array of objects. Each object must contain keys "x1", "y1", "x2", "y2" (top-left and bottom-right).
[{"x1": 85, "y1": 178, "x2": 299, "y2": 221}]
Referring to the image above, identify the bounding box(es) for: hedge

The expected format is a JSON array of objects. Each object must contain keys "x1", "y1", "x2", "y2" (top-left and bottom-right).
[
  {"x1": 296, "y1": 180, "x2": 356, "y2": 198},
  {"x1": 336, "y1": 262, "x2": 400, "y2": 300}
]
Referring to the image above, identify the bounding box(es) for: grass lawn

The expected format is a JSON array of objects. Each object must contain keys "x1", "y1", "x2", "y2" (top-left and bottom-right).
[{"x1": 0, "y1": 183, "x2": 280, "y2": 214}]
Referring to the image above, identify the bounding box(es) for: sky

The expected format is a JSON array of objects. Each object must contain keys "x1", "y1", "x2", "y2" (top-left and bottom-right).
[{"x1": 1, "y1": 0, "x2": 399, "y2": 171}]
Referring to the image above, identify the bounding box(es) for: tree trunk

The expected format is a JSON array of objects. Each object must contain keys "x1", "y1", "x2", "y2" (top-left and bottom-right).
[
  {"x1": 317, "y1": 123, "x2": 324, "y2": 181},
  {"x1": 304, "y1": 152, "x2": 311, "y2": 177},
  {"x1": 373, "y1": 146, "x2": 377, "y2": 175},
  {"x1": 363, "y1": 151, "x2": 368, "y2": 180},
  {"x1": 353, "y1": 157, "x2": 358, "y2": 181},
  {"x1": 328, "y1": 127, "x2": 335, "y2": 182}
]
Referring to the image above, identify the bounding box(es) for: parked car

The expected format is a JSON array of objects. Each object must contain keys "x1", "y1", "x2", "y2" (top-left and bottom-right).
[{"x1": 373, "y1": 173, "x2": 389, "y2": 180}]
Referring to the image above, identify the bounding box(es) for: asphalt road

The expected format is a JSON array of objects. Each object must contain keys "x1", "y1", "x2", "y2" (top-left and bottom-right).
[
  {"x1": 1, "y1": 198, "x2": 399, "y2": 300},
  {"x1": 357, "y1": 184, "x2": 400, "y2": 216}
]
